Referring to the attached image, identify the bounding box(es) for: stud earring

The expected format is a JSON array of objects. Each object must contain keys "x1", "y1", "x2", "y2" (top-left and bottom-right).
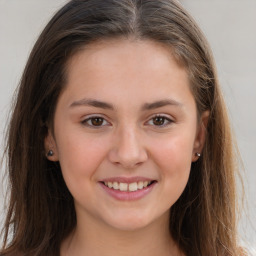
[
  {"x1": 195, "y1": 152, "x2": 201, "y2": 157},
  {"x1": 47, "y1": 150, "x2": 54, "y2": 157}
]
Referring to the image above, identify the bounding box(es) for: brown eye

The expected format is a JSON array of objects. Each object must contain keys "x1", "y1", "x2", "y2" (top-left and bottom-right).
[
  {"x1": 82, "y1": 116, "x2": 109, "y2": 127},
  {"x1": 91, "y1": 117, "x2": 104, "y2": 126},
  {"x1": 152, "y1": 116, "x2": 166, "y2": 126},
  {"x1": 147, "y1": 115, "x2": 173, "y2": 127}
]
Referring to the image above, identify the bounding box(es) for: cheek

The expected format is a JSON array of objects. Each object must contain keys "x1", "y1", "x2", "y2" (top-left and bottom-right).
[
  {"x1": 150, "y1": 132, "x2": 194, "y2": 191},
  {"x1": 56, "y1": 131, "x2": 109, "y2": 184},
  {"x1": 56, "y1": 133, "x2": 111, "y2": 206},
  {"x1": 151, "y1": 130, "x2": 194, "y2": 167}
]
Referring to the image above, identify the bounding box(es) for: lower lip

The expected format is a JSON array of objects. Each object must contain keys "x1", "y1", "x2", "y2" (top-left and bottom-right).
[{"x1": 99, "y1": 182, "x2": 157, "y2": 201}]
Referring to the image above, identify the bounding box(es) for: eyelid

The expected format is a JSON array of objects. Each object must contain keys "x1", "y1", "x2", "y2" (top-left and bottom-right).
[
  {"x1": 81, "y1": 114, "x2": 111, "y2": 127},
  {"x1": 80, "y1": 113, "x2": 174, "y2": 128},
  {"x1": 145, "y1": 114, "x2": 174, "y2": 127}
]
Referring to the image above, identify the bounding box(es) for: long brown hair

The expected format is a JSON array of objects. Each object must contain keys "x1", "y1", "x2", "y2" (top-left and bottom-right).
[{"x1": 1, "y1": 0, "x2": 243, "y2": 255}]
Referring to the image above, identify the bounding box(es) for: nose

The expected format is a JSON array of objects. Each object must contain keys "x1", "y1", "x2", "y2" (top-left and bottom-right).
[{"x1": 108, "y1": 126, "x2": 148, "y2": 169}]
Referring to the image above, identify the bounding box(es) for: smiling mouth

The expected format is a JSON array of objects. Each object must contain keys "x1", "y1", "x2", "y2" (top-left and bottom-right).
[{"x1": 101, "y1": 180, "x2": 156, "y2": 192}]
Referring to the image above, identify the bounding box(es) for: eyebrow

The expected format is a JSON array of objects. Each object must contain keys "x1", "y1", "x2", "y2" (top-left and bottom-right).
[
  {"x1": 69, "y1": 98, "x2": 183, "y2": 110},
  {"x1": 141, "y1": 99, "x2": 183, "y2": 111},
  {"x1": 70, "y1": 98, "x2": 114, "y2": 110}
]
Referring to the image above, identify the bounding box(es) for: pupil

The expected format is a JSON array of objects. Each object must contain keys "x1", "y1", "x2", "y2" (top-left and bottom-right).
[
  {"x1": 92, "y1": 118, "x2": 103, "y2": 126},
  {"x1": 153, "y1": 117, "x2": 165, "y2": 125}
]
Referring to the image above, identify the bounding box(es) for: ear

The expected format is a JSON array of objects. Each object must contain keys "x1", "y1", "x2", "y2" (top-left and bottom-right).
[
  {"x1": 192, "y1": 110, "x2": 210, "y2": 162},
  {"x1": 44, "y1": 130, "x2": 59, "y2": 162}
]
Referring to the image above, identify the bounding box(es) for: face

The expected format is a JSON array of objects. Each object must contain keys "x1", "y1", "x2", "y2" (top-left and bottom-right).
[{"x1": 46, "y1": 39, "x2": 208, "y2": 231}]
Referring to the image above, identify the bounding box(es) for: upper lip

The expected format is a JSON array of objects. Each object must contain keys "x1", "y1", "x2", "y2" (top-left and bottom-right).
[{"x1": 100, "y1": 176, "x2": 156, "y2": 183}]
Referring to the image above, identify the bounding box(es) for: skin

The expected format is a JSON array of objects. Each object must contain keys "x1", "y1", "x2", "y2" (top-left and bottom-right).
[{"x1": 45, "y1": 39, "x2": 209, "y2": 256}]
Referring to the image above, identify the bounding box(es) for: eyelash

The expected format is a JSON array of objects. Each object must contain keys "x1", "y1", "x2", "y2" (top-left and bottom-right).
[
  {"x1": 146, "y1": 114, "x2": 174, "y2": 127},
  {"x1": 81, "y1": 116, "x2": 109, "y2": 128},
  {"x1": 81, "y1": 114, "x2": 174, "y2": 128}
]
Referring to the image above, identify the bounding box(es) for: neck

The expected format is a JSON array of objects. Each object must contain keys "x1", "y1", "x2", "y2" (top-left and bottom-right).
[{"x1": 61, "y1": 210, "x2": 183, "y2": 256}]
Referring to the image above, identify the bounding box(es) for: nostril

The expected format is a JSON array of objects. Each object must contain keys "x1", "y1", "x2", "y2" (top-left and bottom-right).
[{"x1": 107, "y1": 137, "x2": 148, "y2": 168}]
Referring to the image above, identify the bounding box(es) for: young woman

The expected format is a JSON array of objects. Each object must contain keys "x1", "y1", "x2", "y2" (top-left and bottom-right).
[{"x1": 0, "y1": 0, "x2": 245, "y2": 255}]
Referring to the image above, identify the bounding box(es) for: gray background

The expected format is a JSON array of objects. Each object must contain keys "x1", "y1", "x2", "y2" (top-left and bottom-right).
[{"x1": 0, "y1": 0, "x2": 255, "y2": 253}]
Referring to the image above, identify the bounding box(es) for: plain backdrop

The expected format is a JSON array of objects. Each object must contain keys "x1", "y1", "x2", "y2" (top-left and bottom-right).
[{"x1": 0, "y1": 0, "x2": 255, "y2": 253}]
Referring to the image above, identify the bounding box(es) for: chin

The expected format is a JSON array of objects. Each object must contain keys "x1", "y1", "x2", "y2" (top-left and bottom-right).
[{"x1": 102, "y1": 211, "x2": 155, "y2": 231}]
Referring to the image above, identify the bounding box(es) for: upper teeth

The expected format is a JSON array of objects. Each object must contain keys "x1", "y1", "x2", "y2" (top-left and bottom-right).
[{"x1": 104, "y1": 181, "x2": 151, "y2": 192}]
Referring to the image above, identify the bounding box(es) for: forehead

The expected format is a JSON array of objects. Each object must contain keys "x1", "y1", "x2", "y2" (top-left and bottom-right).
[
  {"x1": 60, "y1": 39, "x2": 193, "y2": 110},
  {"x1": 66, "y1": 38, "x2": 186, "y2": 79}
]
